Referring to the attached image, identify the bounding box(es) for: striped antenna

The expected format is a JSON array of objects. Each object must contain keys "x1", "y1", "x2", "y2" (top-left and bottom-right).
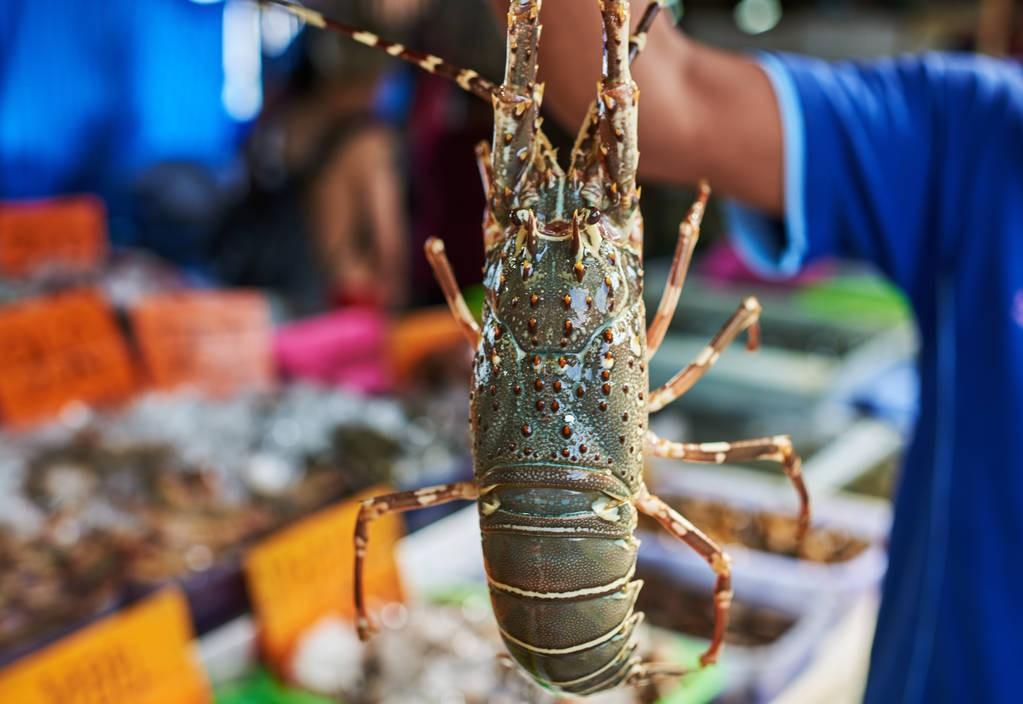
[
  {"x1": 570, "y1": 0, "x2": 680, "y2": 179},
  {"x1": 263, "y1": 0, "x2": 497, "y2": 101},
  {"x1": 629, "y1": 1, "x2": 672, "y2": 61}
]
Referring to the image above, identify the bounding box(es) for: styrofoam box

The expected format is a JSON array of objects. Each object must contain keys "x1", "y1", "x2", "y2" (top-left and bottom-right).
[
  {"x1": 639, "y1": 552, "x2": 847, "y2": 704},
  {"x1": 642, "y1": 458, "x2": 892, "y2": 603}
]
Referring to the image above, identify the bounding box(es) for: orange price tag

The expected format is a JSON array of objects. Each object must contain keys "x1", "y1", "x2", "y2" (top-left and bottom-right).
[
  {"x1": 0, "y1": 289, "x2": 136, "y2": 426},
  {"x1": 0, "y1": 196, "x2": 107, "y2": 276},
  {"x1": 0, "y1": 589, "x2": 211, "y2": 704},
  {"x1": 244, "y1": 487, "x2": 405, "y2": 669},
  {"x1": 132, "y1": 291, "x2": 273, "y2": 397},
  {"x1": 388, "y1": 307, "x2": 466, "y2": 382}
]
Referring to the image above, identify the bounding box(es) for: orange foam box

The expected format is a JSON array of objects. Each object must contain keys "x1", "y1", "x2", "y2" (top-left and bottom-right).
[
  {"x1": 0, "y1": 288, "x2": 136, "y2": 426},
  {"x1": 0, "y1": 195, "x2": 107, "y2": 276},
  {"x1": 132, "y1": 290, "x2": 273, "y2": 397}
]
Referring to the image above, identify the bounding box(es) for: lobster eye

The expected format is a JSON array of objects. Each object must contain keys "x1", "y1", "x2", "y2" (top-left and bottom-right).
[{"x1": 586, "y1": 209, "x2": 602, "y2": 225}]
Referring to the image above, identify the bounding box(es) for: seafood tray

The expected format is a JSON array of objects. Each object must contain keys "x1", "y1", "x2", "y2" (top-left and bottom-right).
[
  {"x1": 0, "y1": 385, "x2": 464, "y2": 664},
  {"x1": 644, "y1": 272, "x2": 916, "y2": 410},
  {"x1": 204, "y1": 594, "x2": 691, "y2": 704},
  {"x1": 648, "y1": 400, "x2": 903, "y2": 498},
  {"x1": 648, "y1": 402, "x2": 841, "y2": 480},
  {"x1": 840, "y1": 454, "x2": 899, "y2": 500},
  {"x1": 200, "y1": 503, "x2": 842, "y2": 703},
  {"x1": 637, "y1": 555, "x2": 843, "y2": 704},
  {"x1": 642, "y1": 460, "x2": 891, "y2": 601}
]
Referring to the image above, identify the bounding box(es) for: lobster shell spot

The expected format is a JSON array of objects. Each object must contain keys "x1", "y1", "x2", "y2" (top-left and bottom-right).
[{"x1": 491, "y1": 236, "x2": 629, "y2": 354}]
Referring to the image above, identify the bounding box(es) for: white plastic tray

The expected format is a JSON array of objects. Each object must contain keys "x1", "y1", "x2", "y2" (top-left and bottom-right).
[{"x1": 642, "y1": 458, "x2": 892, "y2": 603}]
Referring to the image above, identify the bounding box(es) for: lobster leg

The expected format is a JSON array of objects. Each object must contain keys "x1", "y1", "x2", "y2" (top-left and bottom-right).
[
  {"x1": 635, "y1": 491, "x2": 732, "y2": 666},
  {"x1": 597, "y1": 0, "x2": 641, "y2": 224},
  {"x1": 645, "y1": 432, "x2": 811, "y2": 540},
  {"x1": 646, "y1": 297, "x2": 762, "y2": 413},
  {"x1": 424, "y1": 238, "x2": 482, "y2": 347},
  {"x1": 354, "y1": 481, "x2": 479, "y2": 639},
  {"x1": 645, "y1": 181, "x2": 711, "y2": 358},
  {"x1": 628, "y1": 0, "x2": 671, "y2": 62},
  {"x1": 491, "y1": 0, "x2": 544, "y2": 222}
]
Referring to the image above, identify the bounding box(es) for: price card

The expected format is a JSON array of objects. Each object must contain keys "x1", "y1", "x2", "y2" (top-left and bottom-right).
[
  {"x1": 0, "y1": 289, "x2": 136, "y2": 426},
  {"x1": 0, "y1": 589, "x2": 211, "y2": 704},
  {"x1": 0, "y1": 196, "x2": 107, "y2": 276},
  {"x1": 388, "y1": 307, "x2": 466, "y2": 382},
  {"x1": 245, "y1": 487, "x2": 405, "y2": 668},
  {"x1": 132, "y1": 291, "x2": 273, "y2": 397}
]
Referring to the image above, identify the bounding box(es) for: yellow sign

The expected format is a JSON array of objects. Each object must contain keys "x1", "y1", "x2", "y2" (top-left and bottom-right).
[
  {"x1": 0, "y1": 589, "x2": 211, "y2": 704},
  {"x1": 245, "y1": 487, "x2": 405, "y2": 668}
]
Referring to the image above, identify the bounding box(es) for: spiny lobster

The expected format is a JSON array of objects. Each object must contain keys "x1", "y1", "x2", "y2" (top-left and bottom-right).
[{"x1": 269, "y1": 0, "x2": 811, "y2": 694}]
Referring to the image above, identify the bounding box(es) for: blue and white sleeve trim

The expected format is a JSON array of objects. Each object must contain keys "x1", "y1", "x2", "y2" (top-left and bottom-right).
[{"x1": 723, "y1": 52, "x2": 809, "y2": 278}]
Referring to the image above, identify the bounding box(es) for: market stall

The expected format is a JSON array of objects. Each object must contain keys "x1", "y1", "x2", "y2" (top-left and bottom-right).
[{"x1": 3, "y1": 0, "x2": 1018, "y2": 702}]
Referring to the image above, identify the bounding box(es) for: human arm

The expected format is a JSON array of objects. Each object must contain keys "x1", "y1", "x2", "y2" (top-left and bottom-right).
[
  {"x1": 360, "y1": 129, "x2": 409, "y2": 308},
  {"x1": 494, "y1": 2, "x2": 1023, "y2": 295},
  {"x1": 492, "y1": 0, "x2": 785, "y2": 214},
  {"x1": 312, "y1": 126, "x2": 409, "y2": 307}
]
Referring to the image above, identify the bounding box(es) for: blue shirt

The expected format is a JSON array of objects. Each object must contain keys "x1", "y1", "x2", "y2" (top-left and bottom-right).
[
  {"x1": 729, "y1": 53, "x2": 1023, "y2": 704},
  {"x1": 0, "y1": 0, "x2": 238, "y2": 242}
]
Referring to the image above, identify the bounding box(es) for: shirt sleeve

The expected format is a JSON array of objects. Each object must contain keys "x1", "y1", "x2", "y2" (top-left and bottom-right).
[{"x1": 725, "y1": 51, "x2": 1023, "y2": 298}]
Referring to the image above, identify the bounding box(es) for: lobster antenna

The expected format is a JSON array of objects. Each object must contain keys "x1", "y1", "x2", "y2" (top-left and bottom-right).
[
  {"x1": 263, "y1": 0, "x2": 498, "y2": 101},
  {"x1": 569, "y1": 0, "x2": 682, "y2": 182},
  {"x1": 629, "y1": 0, "x2": 680, "y2": 60}
]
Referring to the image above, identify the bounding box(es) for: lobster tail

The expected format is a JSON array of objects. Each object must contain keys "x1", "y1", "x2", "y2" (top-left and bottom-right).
[{"x1": 479, "y1": 475, "x2": 644, "y2": 694}]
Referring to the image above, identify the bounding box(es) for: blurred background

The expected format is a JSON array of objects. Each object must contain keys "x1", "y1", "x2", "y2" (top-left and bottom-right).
[{"x1": 0, "y1": 0, "x2": 1019, "y2": 702}]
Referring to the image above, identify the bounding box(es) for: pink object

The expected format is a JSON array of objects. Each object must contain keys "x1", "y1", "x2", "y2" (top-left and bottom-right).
[
  {"x1": 699, "y1": 241, "x2": 835, "y2": 286},
  {"x1": 274, "y1": 307, "x2": 391, "y2": 394}
]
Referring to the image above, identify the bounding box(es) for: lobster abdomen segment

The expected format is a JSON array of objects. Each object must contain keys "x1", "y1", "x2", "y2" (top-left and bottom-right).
[
  {"x1": 502, "y1": 608, "x2": 642, "y2": 694},
  {"x1": 483, "y1": 530, "x2": 636, "y2": 594},
  {"x1": 480, "y1": 479, "x2": 642, "y2": 693},
  {"x1": 490, "y1": 580, "x2": 641, "y2": 651}
]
